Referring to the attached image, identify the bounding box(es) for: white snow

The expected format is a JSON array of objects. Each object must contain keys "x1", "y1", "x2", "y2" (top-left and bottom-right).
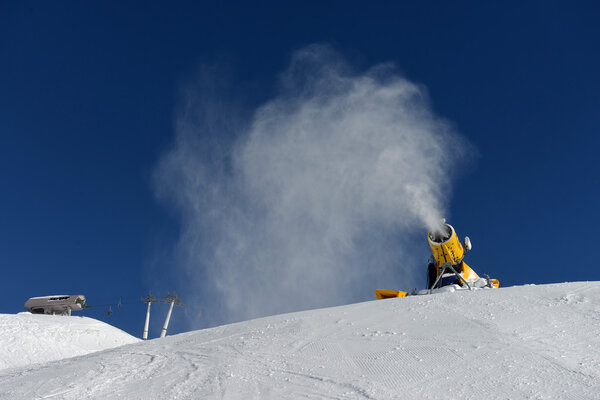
[
  {"x1": 1, "y1": 282, "x2": 599, "y2": 399},
  {"x1": 0, "y1": 313, "x2": 139, "y2": 371}
]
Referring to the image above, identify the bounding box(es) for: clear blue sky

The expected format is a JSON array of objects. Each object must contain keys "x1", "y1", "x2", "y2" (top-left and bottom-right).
[{"x1": 1, "y1": 1, "x2": 599, "y2": 337}]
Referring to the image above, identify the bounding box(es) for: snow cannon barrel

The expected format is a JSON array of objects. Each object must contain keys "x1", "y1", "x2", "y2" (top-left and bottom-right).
[{"x1": 427, "y1": 223, "x2": 466, "y2": 266}]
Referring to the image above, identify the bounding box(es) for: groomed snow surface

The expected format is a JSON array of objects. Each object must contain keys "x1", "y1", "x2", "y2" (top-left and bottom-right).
[{"x1": 1, "y1": 282, "x2": 599, "y2": 399}]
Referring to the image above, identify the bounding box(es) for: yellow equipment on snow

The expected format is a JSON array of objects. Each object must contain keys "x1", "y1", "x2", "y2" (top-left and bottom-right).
[
  {"x1": 375, "y1": 220, "x2": 499, "y2": 300},
  {"x1": 375, "y1": 289, "x2": 408, "y2": 299}
]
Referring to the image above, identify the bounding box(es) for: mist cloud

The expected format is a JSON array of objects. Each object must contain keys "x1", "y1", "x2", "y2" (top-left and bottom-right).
[{"x1": 154, "y1": 45, "x2": 470, "y2": 327}]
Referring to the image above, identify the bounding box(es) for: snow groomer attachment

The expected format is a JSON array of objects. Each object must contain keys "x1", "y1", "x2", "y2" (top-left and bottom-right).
[{"x1": 375, "y1": 220, "x2": 499, "y2": 299}]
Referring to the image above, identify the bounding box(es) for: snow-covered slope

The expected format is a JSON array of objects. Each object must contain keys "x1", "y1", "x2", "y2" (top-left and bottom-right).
[
  {"x1": 1, "y1": 282, "x2": 599, "y2": 399},
  {"x1": 0, "y1": 313, "x2": 139, "y2": 371}
]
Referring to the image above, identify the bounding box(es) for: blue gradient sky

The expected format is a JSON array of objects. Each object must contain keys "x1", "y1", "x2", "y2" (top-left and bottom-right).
[{"x1": 1, "y1": 1, "x2": 599, "y2": 337}]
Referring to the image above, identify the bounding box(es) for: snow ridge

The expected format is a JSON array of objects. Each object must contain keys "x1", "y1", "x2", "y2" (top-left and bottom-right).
[{"x1": 0, "y1": 313, "x2": 139, "y2": 371}]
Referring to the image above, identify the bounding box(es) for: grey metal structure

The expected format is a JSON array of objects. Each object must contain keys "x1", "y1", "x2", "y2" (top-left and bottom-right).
[
  {"x1": 24, "y1": 295, "x2": 87, "y2": 315},
  {"x1": 160, "y1": 292, "x2": 183, "y2": 338},
  {"x1": 141, "y1": 293, "x2": 159, "y2": 340}
]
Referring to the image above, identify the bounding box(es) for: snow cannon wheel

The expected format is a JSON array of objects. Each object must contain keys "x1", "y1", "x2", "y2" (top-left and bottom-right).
[{"x1": 375, "y1": 289, "x2": 408, "y2": 299}]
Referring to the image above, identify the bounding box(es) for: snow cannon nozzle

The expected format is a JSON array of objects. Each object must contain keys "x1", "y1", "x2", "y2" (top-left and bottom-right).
[{"x1": 428, "y1": 223, "x2": 453, "y2": 244}]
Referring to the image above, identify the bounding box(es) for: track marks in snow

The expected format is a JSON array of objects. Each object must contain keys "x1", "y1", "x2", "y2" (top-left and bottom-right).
[{"x1": 2, "y1": 282, "x2": 600, "y2": 399}]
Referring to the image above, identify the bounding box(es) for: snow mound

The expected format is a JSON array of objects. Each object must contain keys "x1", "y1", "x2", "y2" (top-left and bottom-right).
[
  {"x1": 1, "y1": 282, "x2": 599, "y2": 399},
  {"x1": 0, "y1": 313, "x2": 139, "y2": 371}
]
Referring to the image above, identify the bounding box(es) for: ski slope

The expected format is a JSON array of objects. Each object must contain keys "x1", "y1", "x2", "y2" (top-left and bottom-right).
[
  {"x1": 1, "y1": 282, "x2": 599, "y2": 399},
  {"x1": 0, "y1": 313, "x2": 139, "y2": 371}
]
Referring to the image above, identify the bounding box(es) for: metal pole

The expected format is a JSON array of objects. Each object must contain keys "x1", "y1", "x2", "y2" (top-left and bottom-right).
[
  {"x1": 142, "y1": 302, "x2": 151, "y2": 340},
  {"x1": 447, "y1": 263, "x2": 471, "y2": 290},
  {"x1": 160, "y1": 300, "x2": 175, "y2": 338},
  {"x1": 429, "y1": 263, "x2": 448, "y2": 292}
]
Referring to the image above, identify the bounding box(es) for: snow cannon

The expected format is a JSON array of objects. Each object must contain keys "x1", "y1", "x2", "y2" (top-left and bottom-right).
[
  {"x1": 427, "y1": 222, "x2": 476, "y2": 287},
  {"x1": 427, "y1": 221, "x2": 499, "y2": 290},
  {"x1": 375, "y1": 220, "x2": 499, "y2": 300}
]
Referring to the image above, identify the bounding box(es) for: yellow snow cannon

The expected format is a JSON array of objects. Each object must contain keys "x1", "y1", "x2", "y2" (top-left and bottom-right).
[
  {"x1": 427, "y1": 221, "x2": 499, "y2": 290},
  {"x1": 375, "y1": 220, "x2": 499, "y2": 300}
]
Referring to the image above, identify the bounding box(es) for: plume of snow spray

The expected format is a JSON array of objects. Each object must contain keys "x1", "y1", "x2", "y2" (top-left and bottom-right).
[{"x1": 154, "y1": 45, "x2": 470, "y2": 327}]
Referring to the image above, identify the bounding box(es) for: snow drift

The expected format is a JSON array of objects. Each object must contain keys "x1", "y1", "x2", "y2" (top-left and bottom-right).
[
  {"x1": 1, "y1": 282, "x2": 599, "y2": 399},
  {"x1": 0, "y1": 313, "x2": 139, "y2": 371}
]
